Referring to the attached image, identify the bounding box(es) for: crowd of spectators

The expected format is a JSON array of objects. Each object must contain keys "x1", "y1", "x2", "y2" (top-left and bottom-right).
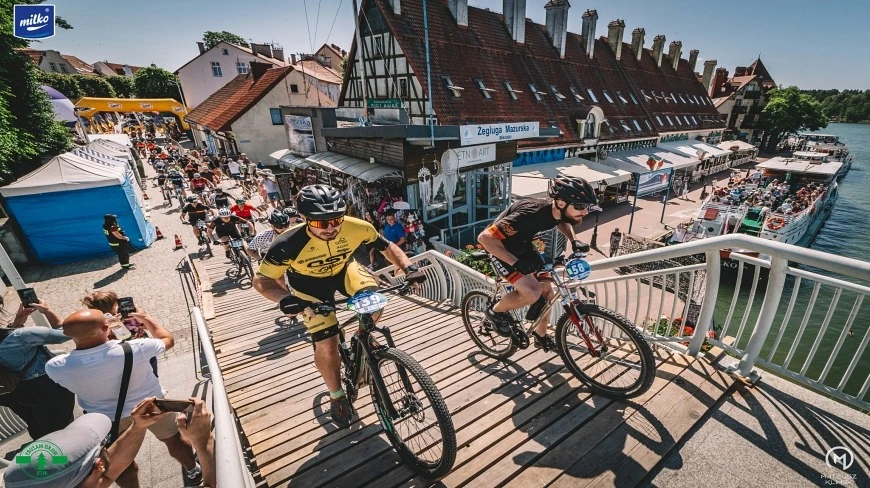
[{"x1": 709, "y1": 174, "x2": 826, "y2": 217}]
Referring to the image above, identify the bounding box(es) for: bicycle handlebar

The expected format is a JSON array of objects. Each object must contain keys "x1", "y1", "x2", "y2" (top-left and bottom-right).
[{"x1": 280, "y1": 281, "x2": 416, "y2": 316}]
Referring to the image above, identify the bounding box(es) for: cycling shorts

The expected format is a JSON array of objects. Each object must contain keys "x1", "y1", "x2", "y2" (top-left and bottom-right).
[
  {"x1": 170, "y1": 180, "x2": 185, "y2": 188},
  {"x1": 290, "y1": 261, "x2": 378, "y2": 342},
  {"x1": 489, "y1": 247, "x2": 545, "y2": 284},
  {"x1": 215, "y1": 228, "x2": 241, "y2": 240}
]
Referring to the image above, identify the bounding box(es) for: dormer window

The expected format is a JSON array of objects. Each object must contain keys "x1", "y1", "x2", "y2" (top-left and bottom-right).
[
  {"x1": 569, "y1": 85, "x2": 585, "y2": 102},
  {"x1": 665, "y1": 115, "x2": 674, "y2": 126},
  {"x1": 474, "y1": 79, "x2": 495, "y2": 99},
  {"x1": 550, "y1": 85, "x2": 566, "y2": 102},
  {"x1": 529, "y1": 83, "x2": 547, "y2": 101},
  {"x1": 443, "y1": 76, "x2": 464, "y2": 97},
  {"x1": 586, "y1": 88, "x2": 599, "y2": 103},
  {"x1": 655, "y1": 115, "x2": 664, "y2": 126},
  {"x1": 504, "y1": 81, "x2": 522, "y2": 100},
  {"x1": 629, "y1": 92, "x2": 639, "y2": 104},
  {"x1": 684, "y1": 115, "x2": 692, "y2": 125},
  {"x1": 641, "y1": 90, "x2": 653, "y2": 101},
  {"x1": 678, "y1": 94, "x2": 688, "y2": 104},
  {"x1": 633, "y1": 119, "x2": 642, "y2": 131},
  {"x1": 620, "y1": 120, "x2": 632, "y2": 132},
  {"x1": 584, "y1": 113, "x2": 597, "y2": 138},
  {"x1": 602, "y1": 89, "x2": 615, "y2": 103},
  {"x1": 645, "y1": 119, "x2": 653, "y2": 130},
  {"x1": 617, "y1": 91, "x2": 629, "y2": 104}
]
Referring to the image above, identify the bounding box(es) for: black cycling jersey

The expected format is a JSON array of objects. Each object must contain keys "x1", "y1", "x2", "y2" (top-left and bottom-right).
[
  {"x1": 211, "y1": 215, "x2": 243, "y2": 233},
  {"x1": 182, "y1": 203, "x2": 210, "y2": 223},
  {"x1": 486, "y1": 198, "x2": 558, "y2": 254},
  {"x1": 213, "y1": 194, "x2": 230, "y2": 208},
  {"x1": 168, "y1": 173, "x2": 184, "y2": 186}
]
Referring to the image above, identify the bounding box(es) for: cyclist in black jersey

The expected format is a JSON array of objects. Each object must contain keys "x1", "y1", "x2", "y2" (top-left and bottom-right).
[
  {"x1": 212, "y1": 188, "x2": 231, "y2": 209},
  {"x1": 209, "y1": 207, "x2": 253, "y2": 258},
  {"x1": 180, "y1": 196, "x2": 213, "y2": 244},
  {"x1": 477, "y1": 176, "x2": 598, "y2": 351}
]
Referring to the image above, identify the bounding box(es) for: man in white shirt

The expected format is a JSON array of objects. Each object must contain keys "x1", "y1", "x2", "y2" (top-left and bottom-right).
[
  {"x1": 227, "y1": 159, "x2": 241, "y2": 184},
  {"x1": 259, "y1": 170, "x2": 282, "y2": 210},
  {"x1": 46, "y1": 309, "x2": 202, "y2": 487}
]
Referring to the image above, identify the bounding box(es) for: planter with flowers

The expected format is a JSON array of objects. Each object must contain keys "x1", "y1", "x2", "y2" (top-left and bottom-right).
[{"x1": 642, "y1": 315, "x2": 720, "y2": 352}]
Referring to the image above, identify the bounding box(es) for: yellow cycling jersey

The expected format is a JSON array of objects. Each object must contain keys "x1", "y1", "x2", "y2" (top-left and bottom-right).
[{"x1": 257, "y1": 216, "x2": 389, "y2": 280}]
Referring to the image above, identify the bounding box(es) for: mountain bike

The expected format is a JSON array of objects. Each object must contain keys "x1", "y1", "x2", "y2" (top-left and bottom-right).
[
  {"x1": 239, "y1": 221, "x2": 254, "y2": 240},
  {"x1": 226, "y1": 237, "x2": 254, "y2": 280},
  {"x1": 194, "y1": 221, "x2": 213, "y2": 260},
  {"x1": 282, "y1": 282, "x2": 457, "y2": 478},
  {"x1": 461, "y1": 251, "x2": 655, "y2": 399}
]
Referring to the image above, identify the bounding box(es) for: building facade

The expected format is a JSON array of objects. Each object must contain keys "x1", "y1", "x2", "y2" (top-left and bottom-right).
[
  {"x1": 710, "y1": 58, "x2": 777, "y2": 144},
  {"x1": 93, "y1": 61, "x2": 142, "y2": 77},
  {"x1": 17, "y1": 48, "x2": 96, "y2": 76}
]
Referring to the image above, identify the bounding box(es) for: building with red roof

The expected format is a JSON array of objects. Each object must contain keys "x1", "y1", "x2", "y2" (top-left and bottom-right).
[{"x1": 710, "y1": 57, "x2": 778, "y2": 144}]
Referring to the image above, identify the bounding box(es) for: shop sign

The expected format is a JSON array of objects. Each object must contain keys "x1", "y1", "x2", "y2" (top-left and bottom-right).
[
  {"x1": 659, "y1": 133, "x2": 689, "y2": 143},
  {"x1": 367, "y1": 98, "x2": 403, "y2": 109},
  {"x1": 636, "y1": 168, "x2": 672, "y2": 197},
  {"x1": 446, "y1": 144, "x2": 496, "y2": 169},
  {"x1": 617, "y1": 193, "x2": 628, "y2": 203},
  {"x1": 461, "y1": 122, "x2": 539, "y2": 146},
  {"x1": 285, "y1": 115, "x2": 315, "y2": 157}
]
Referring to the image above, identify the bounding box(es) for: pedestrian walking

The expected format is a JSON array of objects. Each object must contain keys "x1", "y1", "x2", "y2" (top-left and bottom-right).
[
  {"x1": 610, "y1": 228, "x2": 622, "y2": 257},
  {"x1": 681, "y1": 181, "x2": 690, "y2": 200},
  {"x1": 103, "y1": 214, "x2": 135, "y2": 270}
]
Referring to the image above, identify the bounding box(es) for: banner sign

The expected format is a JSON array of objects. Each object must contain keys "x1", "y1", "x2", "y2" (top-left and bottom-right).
[
  {"x1": 14, "y1": 4, "x2": 55, "y2": 39},
  {"x1": 461, "y1": 121, "x2": 539, "y2": 146},
  {"x1": 285, "y1": 115, "x2": 315, "y2": 157},
  {"x1": 367, "y1": 98, "x2": 403, "y2": 109},
  {"x1": 636, "y1": 168, "x2": 672, "y2": 197}
]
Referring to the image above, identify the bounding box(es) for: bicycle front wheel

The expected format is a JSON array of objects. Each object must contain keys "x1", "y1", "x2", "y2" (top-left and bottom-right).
[
  {"x1": 241, "y1": 253, "x2": 255, "y2": 279},
  {"x1": 460, "y1": 290, "x2": 517, "y2": 360},
  {"x1": 370, "y1": 348, "x2": 456, "y2": 479},
  {"x1": 555, "y1": 304, "x2": 655, "y2": 399}
]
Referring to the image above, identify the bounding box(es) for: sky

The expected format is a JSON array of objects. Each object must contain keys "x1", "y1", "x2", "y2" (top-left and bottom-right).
[{"x1": 31, "y1": 0, "x2": 870, "y2": 90}]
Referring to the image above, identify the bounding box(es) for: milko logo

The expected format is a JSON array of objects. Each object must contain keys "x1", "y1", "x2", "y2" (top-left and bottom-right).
[
  {"x1": 15, "y1": 440, "x2": 67, "y2": 479},
  {"x1": 13, "y1": 4, "x2": 55, "y2": 40}
]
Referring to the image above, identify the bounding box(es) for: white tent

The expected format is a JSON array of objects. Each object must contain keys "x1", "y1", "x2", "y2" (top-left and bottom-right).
[
  {"x1": 88, "y1": 133, "x2": 133, "y2": 147},
  {"x1": 512, "y1": 158, "x2": 631, "y2": 198},
  {"x1": 72, "y1": 147, "x2": 146, "y2": 209},
  {"x1": 0, "y1": 153, "x2": 125, "y2": 197},
  {"x1": 87, "y1": 140, "x2": 133, "y2": 161}
]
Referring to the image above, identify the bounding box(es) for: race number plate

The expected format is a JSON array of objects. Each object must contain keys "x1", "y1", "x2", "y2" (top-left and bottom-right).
[
  {"x1": 240, "y1": 223, "x2": 249, "y2": 229},
  {"x1": 229, "y1": 239, "x2": 245, "y2": 248},
  {"x1": 347, "y1": 291, "x2": 388, "y2": 314},
  {"x1": 565, "y1": 258, "x2": 591, "y2": 280}
]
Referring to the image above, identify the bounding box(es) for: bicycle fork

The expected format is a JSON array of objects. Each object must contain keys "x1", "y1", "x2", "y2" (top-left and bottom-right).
[{"x1": 563, "y1": 301, "x2": 607, "y2": 358}]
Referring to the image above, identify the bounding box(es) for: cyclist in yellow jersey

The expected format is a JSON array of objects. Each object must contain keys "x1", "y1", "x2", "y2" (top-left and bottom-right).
[{"x1": 254, "y1": 185, "x2": 425, "y2": 428}]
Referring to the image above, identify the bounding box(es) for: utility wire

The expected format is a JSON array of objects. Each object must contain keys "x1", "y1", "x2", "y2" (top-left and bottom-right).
[
  {"x1": 312, "y1": 0, "x2": 322, "y2": 50},
  {"x1": 303, "y1": 0, "x2": 314, "y2": 52},
  {"x1": 324, "y1": 0, "x2": 344, "y2": 45}
]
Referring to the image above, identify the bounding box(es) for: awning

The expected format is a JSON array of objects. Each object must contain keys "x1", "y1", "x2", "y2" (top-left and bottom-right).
[
  {"x1": 657, "y1": 141, "x2": 729, "y2": 160},
  {"x1": 651, "y1": 150, "x2": 700, "y2": 170},
  {"x1": 278, "y1": 153, "x2": 313, "y2": 170},
  {"x1": 716, "y1": 140, "x2": 757, "y2": 152},
  {"x1": 269, "y1": 148, "x2": 293, "y2": 161},
  {"x1": 600, "y1": 148, "x2": 674, "y2": 174},
  {"x1": 305, "y1": 151, "x2": 404, "y2": 182},
  {"x1": 512, "y1": 158, "x2": 631, "y2": 198}
]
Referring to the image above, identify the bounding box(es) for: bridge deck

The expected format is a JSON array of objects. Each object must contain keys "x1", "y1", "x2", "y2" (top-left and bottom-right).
[{"x1": 200, "y1": 257, "x2": 735, "y2": 487}]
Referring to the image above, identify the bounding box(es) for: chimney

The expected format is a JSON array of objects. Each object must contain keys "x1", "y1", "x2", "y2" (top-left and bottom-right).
[
  {"x1": 668, "y1": 40, "x2": 682, "y2": 70},
  {"x1": 290, "y1": 53, "x2": 298, "y2": 65},
  {"x1": 581, "y1": 9, "x2": 598, "y2": 59},
  {"x1": 710, "y1": 67, "x2": 728, "y2": 98},
  {"x1": 630, "y1": 28, "x2": 645, "y2": 61},
  {"x1": 701, "y1": 59, "x2": 717, "y2": 92},
  {"x1": 688, "y1": 49, "x2": 699, "y2": 72},
  {"x1": 734, "y1": 66, "x2": 747, "y2": 77},
  {"x1": 503, "y1": 0, "x2": 527, "y2": 45},
  {"x1": 651, "y1": 35, "x2": 666, "y2": 68},
  {"x1": 449, "y1": 0, "x2": 468, "y2": 27},
  {"x1": 272, "y1": 48, "x2": 285, "y2": 63},
  {"x1": 250, "y1": 61, "x2": 270, "y2": 82},
  {"x1": 197, "y1": 42, "x2": 206, "y2": 54},
  {"x1": 386, "y1": 0, "x2": 400, "y2": 15},
  {"x1": 606, "y1": 19, "x2": 625, "y2": 60},
  {"x1": 544, "y1": 0, "x2": 570, "y2": 59}
]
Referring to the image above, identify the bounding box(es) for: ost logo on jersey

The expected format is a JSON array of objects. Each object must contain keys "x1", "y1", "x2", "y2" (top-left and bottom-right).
[
  {"x1": 306, "y1": 251, "x2": 352, "y2": 269},
  {"x1": 497, "y1": 222, "x2": 518, "y2": 237}
]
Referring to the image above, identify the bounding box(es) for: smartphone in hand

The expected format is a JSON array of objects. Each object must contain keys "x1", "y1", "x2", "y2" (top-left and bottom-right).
[
  {"x1": 16, "y1": 288, "x2": 38, "y2": 307},
  {"x1": 154, "y1": 399, "x2": 194, "y2": 413},
  {"x1": 117, "y1": 297, "x2": 136, "y2": 317}
]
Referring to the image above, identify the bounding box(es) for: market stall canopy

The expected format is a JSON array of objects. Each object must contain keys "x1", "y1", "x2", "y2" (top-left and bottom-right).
[
  {"x1": 0, "y1": 153, "x2": 125, "y2": 197},
  {"x1": 512, "y1": 158, "x2": 631, "y2": 199},
  {"x1": 305, "y1": 152, "x2": 403, "y2": 182},
  {"x1": 600, "y1": 148, "x2": 675, "y2": 174},
  {"x1": 656, "y1": 141, "x2": 728, "y2": 161},
  {"x1": 278, "y1": 153, "x2": 313, "y2": 170},
  {"x1": 269, "y1": 148, "x2": 293, "y2": 161},
  {"x1": 716, "y1": 140, "x2": 757, "y2": 152},
  {"x1": 651, "y1": 150, "x2": 700, "y2": 170},
  {"x1": 88, "y1": 133, "x2": 133, "y2": 147}
]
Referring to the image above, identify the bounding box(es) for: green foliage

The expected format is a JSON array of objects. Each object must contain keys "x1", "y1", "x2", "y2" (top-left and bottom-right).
[
  {"x1": 339, "y1": 55, "x2": 348, "y2": 78},
  {"x1": 802, "y1": 89, "x2": 870, "y2": 123},
  {"x1": 35, "y1": 71, "x2": 84, "y2": 100},
  {"x1": 105, "y1": 75, "x2": 136, "y2": 98},
  {"x1": 452, "y1": 247, "x2": 495, "y2": 277},
  {"x1": 761, "y1": 86, "x2": 827, "y2": 151},
  {"x1": 133, "y1": 66, "x2": 181, "y2": 100},
  {"x1": 73, "y1": 74, "x2": 115, "y2": 98},
  {"x1": 202, "y1": 31, "x2": 248, "y2": 50}
]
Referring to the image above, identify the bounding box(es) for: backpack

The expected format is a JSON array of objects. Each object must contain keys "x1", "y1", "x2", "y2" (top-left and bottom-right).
[{"x1": 0, "y1": 338, "x2": 41, "y2": 396}]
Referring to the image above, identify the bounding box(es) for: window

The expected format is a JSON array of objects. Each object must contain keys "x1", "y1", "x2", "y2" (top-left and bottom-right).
[
  {"x1": 665, "y1": 115, "x2": 674, "y2": 126},
  {"x1": 528, "y1": 83, "x2": 546, "y2": 101},
  {"x1": 49, "y1": 62, "x2": 57, "y2": 72},
  {"x1": 630, "y1": 92, "x2": 639, "y2": 104},
  {"x1": 603, "y1": 119, "x2": 614, "y2": 134},
  {"x1": 569, "y1": 85, "x2": 585, "y2": 102},
  {"x1": 584, "y1": 113, "x2": 596, "y2": 138},
  {"x1": 641, "y1": 89, "x2": 653, "y2": 101},
  {"x1": 655, "y1": 115, "x2": 664, "y2": 126},
  {"x1": 269, "y1": 108, "x2": 282, "y2": 125},
  {"x1": 443, "y1": 76, "x2": 464, "y2": 97},
  {"x1": 661, "y1": 91, "x2": 670, "y2": 103},
  {"x1": 290, "y1": 84, "x2": 299, "y2": 93},
  {"x1": 550, "y1": 85, "x2": 565, "y2": 102},
  {"x1": 644, "y1": 119, "x2": 653, "y2": 130},
  {"x1": 602, "y1": 89, "x2": 615, "y2": 103},
  {"x1": 211, "y1": 62, "x2": 222, "y2": 77},
  {"x1": 674, "y1": 115, "x2": 682, "y2": 126},
  {"x1": 474, "y1": 79, "x2": 494, "y2": 99},
  {"x1": 633, "y1": 119, "x2": 642, "y2": 131},
  {"x1": 684, "y1": 115, "x2": 692, "y2": 125},
  {"x1": 586, "y1": 88, "x2": 599, "y2": 103},
  {"x1": 375, "y1": 36, "x2": 384, "y2": 55},
  {"x1": 236, "y1": 62, "x2": 248, "y2": 74},
  {"x1": 620, "y1": 120, "x2": 632, "y2": 132},
  {"x1": 323, "y1": 56, "x2": 331, "y2": 66},
  {"x1": 222, "y1": 48, "x2": 229, "y2": 55},
  {"x1": 399, "y1": 79, "x2": 408, "y2": 98},
  {"x1": 692, "y1": 115, "x2": 699, "y2": 124},
  {"x1": 504, "y1": 81, "x2": 522, "y2": 100},
  {"x1": 617, "y1": 91, "x2": 629, "y2": 104},
  {"x1": 678, "y1": 94, "x2": 687, "y2": 104},
  {"x1": 59, "y1": 64, "x2": 68, "y2": 73}
]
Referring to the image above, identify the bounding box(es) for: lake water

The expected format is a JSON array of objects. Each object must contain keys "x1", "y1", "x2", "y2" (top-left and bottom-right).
[{"x1": 712, "y1": 123, "x2": 868, "y2": 403}]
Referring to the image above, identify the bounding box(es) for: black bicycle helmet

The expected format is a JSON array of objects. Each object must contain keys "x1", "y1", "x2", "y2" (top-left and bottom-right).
[
  {"x1": 548, "y1": 176, "x2": 599, "y2": 205},
  {"x1": 186, "y1": 196, "x2": 197, "y2": 203},
  {"x1": 268, "y1": 210, "x2": 291, "y2": 227},
  {"x1": 282, "y1": 206, "x2": 300, "y2": 219},
  {"x1": 296, "y1": 184, "x2": 346, "y2": 220}
]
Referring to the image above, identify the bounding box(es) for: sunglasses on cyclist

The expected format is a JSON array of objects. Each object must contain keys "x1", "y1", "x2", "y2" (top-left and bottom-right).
[{"x1": 307, "y1": 217, "x2": 344, "y2": 229}]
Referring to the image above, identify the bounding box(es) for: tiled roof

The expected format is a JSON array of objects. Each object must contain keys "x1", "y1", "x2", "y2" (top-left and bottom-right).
[
  {"x1": 343, "y1": 0, "x2": 723, "y2": 146},
  {"x1": 292, "y1": 60, "x2": 342, "y2": 84},
  {"x1": 319, "y1": 43, "x2": 345, "y2": 59},
  {"x1": 97, "y1": 61, "x2": 142, "y2": 76},
  {"x1": 174, "y1": 42, "x2": 284, "y2": 75},
  {"x1": 747, "y1": 58, "x2": 776, "y2": 87},
  {"x1": 61, "y1": 55, "x2": 96, "y2": 74},
  {"x1": 184, "y1": 66, "x2": 292, "y2": 132},
  {"x1": 17, "y1": 48, "x2": 43, "y2": 64}
]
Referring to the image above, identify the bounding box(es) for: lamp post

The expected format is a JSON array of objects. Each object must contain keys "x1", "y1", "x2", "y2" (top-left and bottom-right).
[{"x1": 589, "y1": 179, "x2": 607, "y2": 249}]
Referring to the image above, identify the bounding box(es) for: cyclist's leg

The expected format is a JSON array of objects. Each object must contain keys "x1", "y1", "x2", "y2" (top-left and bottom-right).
[
  {"x1": 532, "y1": 281, "x2": 556, "y2": 336},
  {"x1": 293, "y1": 282, "x2": 344, "y2": 393},
  {"x1": 341, "y1": 261, "x2": 381, "y2": 321},
  {"x1": 489, "y1": 250, "x2": 545, "y2": 313}
]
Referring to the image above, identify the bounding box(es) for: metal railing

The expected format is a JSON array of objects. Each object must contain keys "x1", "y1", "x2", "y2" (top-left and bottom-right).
[{"x1": 405, "y1": 233, "x2": 869, "y2": 410}]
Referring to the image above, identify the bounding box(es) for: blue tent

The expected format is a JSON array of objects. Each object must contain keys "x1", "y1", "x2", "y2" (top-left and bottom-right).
[{"x1": 0, "y1": 153, "x2": 154, "y2": 263}]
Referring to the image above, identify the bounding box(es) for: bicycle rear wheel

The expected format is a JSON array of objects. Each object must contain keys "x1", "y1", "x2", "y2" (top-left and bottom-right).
[
  {"x1": 555, "y1": 304, "x2": 655, "y2": 399},
  {"x1": 460, "y1": 290, "x2": 517, "y2": 360},
  {"x1": 241, "y1": 253, "x2": 255, "y2": 279},
  {"x1": 370, "y1": 348, "x2": 456, "y2": 479}
]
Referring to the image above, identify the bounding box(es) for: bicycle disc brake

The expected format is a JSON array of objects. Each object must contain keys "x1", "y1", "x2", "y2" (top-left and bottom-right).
[{"x1": 511, "y1": 324, "x2": 530, "y2": 349}]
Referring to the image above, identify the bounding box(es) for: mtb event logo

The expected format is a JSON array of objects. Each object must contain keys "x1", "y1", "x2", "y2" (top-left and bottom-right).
[
  {"x1": 13, "y1": 4, "x2": 55, "y2": 39},
  {"x1": 825, "y1": 446, "x2": 854, "y2": 470},
  {"x1": 14, "y1": 440, "x2": 67, "y2": 480}
]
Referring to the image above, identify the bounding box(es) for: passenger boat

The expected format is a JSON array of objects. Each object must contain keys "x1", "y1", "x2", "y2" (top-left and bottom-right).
[
  {"x1": 676, "y1": 154, "x2": 841, "y2": 280},
  {"x1": 796, "y1": 132, "x2": 852, "y2": 176}
]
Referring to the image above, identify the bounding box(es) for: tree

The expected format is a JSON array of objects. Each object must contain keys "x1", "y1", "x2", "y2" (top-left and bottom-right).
[
  {"x1": 338, "y1": 55, "x2": 348, "y2": 78},
  {"x1": 35, "y1": 71, "x2": 84, "y2": 100},
  {"x1": 133, "y1": 66, "x2": 182, "y2": 100},
  {"x1": 105, "y1": 75, "x2": 135, "y2": 98},
  {"x1": 760, "y1": 86, "x2": 827, "y2": 151},
  {"x1": 202, "y1": 31, "x2": 248, "y2": 50},
  {"x1": 0, "y1": 0, "x2": 73, "y2": 180},
  {"x1": 73, "y1": 74, "x2": 115, "y2": 98}
]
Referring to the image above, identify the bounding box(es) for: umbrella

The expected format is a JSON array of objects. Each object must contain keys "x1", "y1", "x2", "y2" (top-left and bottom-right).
[{"x1": 40, "y1": 85, "x2": 78, "y2": 123}]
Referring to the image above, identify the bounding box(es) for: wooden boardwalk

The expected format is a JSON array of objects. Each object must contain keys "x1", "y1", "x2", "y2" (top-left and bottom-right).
[{"x1": 199, "y1": 256, "x2": 736, "y2": 487}]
